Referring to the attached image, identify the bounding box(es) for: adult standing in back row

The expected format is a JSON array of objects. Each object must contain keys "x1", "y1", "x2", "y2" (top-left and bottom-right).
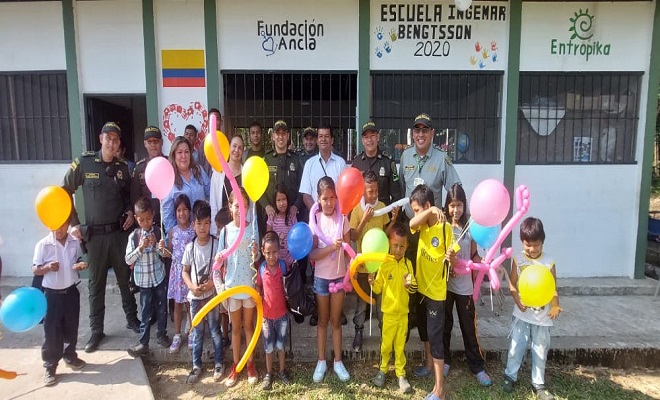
[{"x1": 62, "y1": 122, "x2": 140, "y2": 353}]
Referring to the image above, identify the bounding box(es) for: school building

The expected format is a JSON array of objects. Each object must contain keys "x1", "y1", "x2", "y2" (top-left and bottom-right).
[{"x1": 0, "y1": 0, "x2": 658, "y2": 279}]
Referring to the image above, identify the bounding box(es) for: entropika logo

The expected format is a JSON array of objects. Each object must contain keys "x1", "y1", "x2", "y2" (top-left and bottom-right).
[{"x1": 550, "y1": 9, "x2": 611, "y2": 62}]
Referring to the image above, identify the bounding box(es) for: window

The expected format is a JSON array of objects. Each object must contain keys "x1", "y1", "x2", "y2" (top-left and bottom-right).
[
  {"x1": 517, "y1": 72, "x2": 641, "y2": 164},
  {"x1": 223, "y1": 72, "x2": 357, "y2": 158},
  {"x1": 371, "y1": 71, "x2": 503, "y2": 163},
  {"x1": 0, "y1": 71, "x2": 71, "y2": 162}
]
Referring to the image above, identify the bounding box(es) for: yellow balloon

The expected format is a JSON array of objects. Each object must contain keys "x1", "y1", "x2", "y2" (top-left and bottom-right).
[
  {"x1": 242, "y1": 156, "x2": 269, "y2": 202},
  {"x1": 191, "y1": 286, "x2": 263, "y2": 373},
  {"x1": 35, "y1": 186, "x2": 72, "y2": 230},
  {"x1": 204, "y1": 130, "x2": 230, "y2": 172},
  {"x1": 349, "y1": 253, "x2": 395, "y2": 305},
  {"x1": 518, "y1": 265, "x2": 556, "y2": 308}
]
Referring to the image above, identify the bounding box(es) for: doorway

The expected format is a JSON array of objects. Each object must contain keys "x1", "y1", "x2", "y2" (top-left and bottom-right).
[{"x1": 84, "y1": 95, "x2": 147, "y2": 164}]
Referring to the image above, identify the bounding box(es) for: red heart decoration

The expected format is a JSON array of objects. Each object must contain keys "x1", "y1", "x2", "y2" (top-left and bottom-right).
[{"x1": 162, "y1": 102, "x2": 209, "y2": 149}]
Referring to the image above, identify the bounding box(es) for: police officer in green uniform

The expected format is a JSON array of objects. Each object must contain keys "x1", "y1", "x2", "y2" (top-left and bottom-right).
[
  {"x1": 261, "y1": 120, "x2": 305, "y2": 223},
  {"x1": 298, "y1": 126, "x2": 318, "y2": 165},
  {"x1": 63, "y1": 122, "x2": 140, "y2": 353},
  {"x1": 351, "y1": 121, "x2": 402, "y2": 206},
  {"x1": 131, "y1": 126, "x2": 165, "y2": 225}
]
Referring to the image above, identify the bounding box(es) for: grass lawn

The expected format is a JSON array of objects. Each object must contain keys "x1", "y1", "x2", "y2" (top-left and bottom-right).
[{"x1": 147, "y1": 359, "x2": 659, "y2": 399}]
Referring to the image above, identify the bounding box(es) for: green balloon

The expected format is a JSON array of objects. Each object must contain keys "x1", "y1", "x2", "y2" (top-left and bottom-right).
[{"x1": 362, "y1": 228, "x2": 389, "y2": 272}]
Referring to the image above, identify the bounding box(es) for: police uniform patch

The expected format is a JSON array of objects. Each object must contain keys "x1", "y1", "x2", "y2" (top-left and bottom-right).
[
  {"x1": 391, "y1": 161, "x2": 399, "y2": 182},
  {"x1": 116, "y1": 169, "x2": 123, "y2": 180},
  {"x1": 268, "y1": 166, "x2": 277, "y2": 173},
  {"x1": 431, "y1": 237, "x2": 440, "y2": 247},
  {"x1": 85, "y1": 172, "x2": 100, "y2": 179},
  {"x1": 379, "y1": 166, "x2": 385, "y2": 176},
  {"x1": 289, "y1": 162, "x2": 295, "y2": 171},
  {"x1": 404, "y1": 165, "x2": 415, "y2": 171}
]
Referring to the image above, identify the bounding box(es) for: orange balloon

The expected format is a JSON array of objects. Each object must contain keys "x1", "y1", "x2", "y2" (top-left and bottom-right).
[
  {"x1": 349, "y1": 253, "x2": 394, "y2": 305},
  {"x1": 35, "y1": 186, "x2": 72, "y2": 230},
  {"x1": 204, "y1": 130, "x2": 230, "y2": 172}
]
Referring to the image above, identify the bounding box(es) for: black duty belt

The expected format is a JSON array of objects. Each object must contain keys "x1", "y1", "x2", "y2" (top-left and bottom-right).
[
  {"x1": 44, "y1": 282, "x2": 80, "y2": 295},
  {"x1": 89, "y1": 222, "x2": 121, "y2": 235}
]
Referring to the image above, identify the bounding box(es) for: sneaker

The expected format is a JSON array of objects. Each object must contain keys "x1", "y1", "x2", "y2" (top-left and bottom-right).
[
  {"x1": 213, "y1": 364, "x2": 224, "y2": 382},
  {"x1": 247, "y1": 361, "x2": 258, "y2": 384},
  {"x1": 333, "y1": 360, "x2": 350, "y2": 382},
  {"x1": 156, "y1": 335, "x2": 171, "y2": 348},
  {"x1": 444, "y1": 363, "x2": 450, "y2": 377},
  {"x1": 225, "y1": 364, "x2": 238, "y2": 387},
  {"x1": 44, "y1": 369, "x2": 56, "y2": 386},
  {"x1": 309, "y1": 313, "x2": 318, "y2": 326},
  {"x1": 64, "y1": 358, "x2": 86, "y2": 370},
  {"x1": 261, "y1": 373, "x2": 273, "y2": 390},
  {"x1": 398, "y1": 376, "x2": 412, "y2": 394},
  {"x1": 352, "y1": 329, "x2": 363, "y2": 352},
  {"x1": 169, "y1": 334, "x2": 182, "y2": 353},
  {"x1": 186, "y1": 366, "x2": 202, "y2": 384},
  {"x1": 126, "y1": 319, "x2": 141, "y2": 334},
  {"x1": 413, "y1": 366, "x2": 433, "y2": 378},
  {"x1": 476, "y1": 370, "x2": 492, "y2": 386},
  {"x1": 127, "y1": 343, "x2": 149, "y2": 357},
  {"x1": 278, "y1": 370, "x2": 291, "y2": 385},
  {"x1": 312, "y1": 360, "x2": 327, "y2": 383},
  {"x1": 502, "y1": 376, "x2": 514, "y2": 393},
  {"x1": 373, "y1": 371, "x2": 386, "y2": 387},
  {"x1": 535, "y1": 386, "x2": 555, "y2": 400}
]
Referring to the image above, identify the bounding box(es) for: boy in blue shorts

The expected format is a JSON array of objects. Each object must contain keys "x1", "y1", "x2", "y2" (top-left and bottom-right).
[{"x1": 409, "y1": 184, "x2": 454, "y2": 400}]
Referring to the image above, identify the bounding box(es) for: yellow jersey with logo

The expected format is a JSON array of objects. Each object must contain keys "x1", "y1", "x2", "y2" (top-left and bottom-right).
[{"x1": 414, "y1": 221, "x2": 454, "y2": 301}]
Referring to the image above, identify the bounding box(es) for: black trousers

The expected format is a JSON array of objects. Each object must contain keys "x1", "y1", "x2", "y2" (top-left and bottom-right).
[
  {"x1": 443, "y1": 290, "x2": 486, "y2": 374},
  {"x1": 42, "y1": 285, "x2": 80, "y2": 370}
]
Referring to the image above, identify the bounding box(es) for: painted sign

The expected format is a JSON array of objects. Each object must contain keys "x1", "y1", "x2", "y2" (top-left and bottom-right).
[
  {"x1": 218, "y1": 0, "x2": 359, "y2": 70},
  {"x1": 521, "y1": 2, "x2": 654, "y2": 71},
  {"x1": 370, "y1": 1, "x2": 509, "y2": 70}
]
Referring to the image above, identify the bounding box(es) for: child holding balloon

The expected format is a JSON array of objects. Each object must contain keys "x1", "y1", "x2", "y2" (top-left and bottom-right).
[
  {"x1": 310, "y1": 176, "x2": 352, "y2": 383},
  {"x1": 266, "y1": 184, "x2": 296, "y2": 267},
  {"x1": 443, "y1": 184, "x2": 492, "y2": 386},
  {"x1": 216, "y1": 187, "x2": 260, "y2": 387},
  {"x1": 502, "y1": 217, "x2": 561, "y2": 400},
  {"x1": 409, "y1": 184, "x2": 454, "y2": 400},
  {"x1": 32, "y1": 217, "x2": 88, "y2": 386},
  {"x1": 166, "y1": 193, "x2": 195, "y2": 354}
]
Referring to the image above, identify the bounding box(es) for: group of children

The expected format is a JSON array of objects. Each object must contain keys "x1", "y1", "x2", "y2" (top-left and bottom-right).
[{"x1": 34, "y1": 172, "x2": 560, "y2": 400}]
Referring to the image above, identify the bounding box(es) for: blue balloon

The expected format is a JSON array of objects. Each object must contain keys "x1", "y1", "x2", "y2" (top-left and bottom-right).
[
  {"x1": 0, "y1": 287, "x2": 47, "y2": 333},
  {"x1": 288, "y1": 222, "x2": 314, "y2": 261},
  {"x1": 469, "y1": 221, "x2": 500, "y2": 249}
]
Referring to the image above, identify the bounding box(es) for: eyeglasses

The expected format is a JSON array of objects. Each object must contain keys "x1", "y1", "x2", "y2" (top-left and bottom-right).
[{"x1": 412, "y1": 127, "x2": 431, "y2": 135}]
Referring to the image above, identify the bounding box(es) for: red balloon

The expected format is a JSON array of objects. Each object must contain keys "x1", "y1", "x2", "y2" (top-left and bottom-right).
[{"x1": 336, "y1": 167, "x2": 365, "y2": 215}]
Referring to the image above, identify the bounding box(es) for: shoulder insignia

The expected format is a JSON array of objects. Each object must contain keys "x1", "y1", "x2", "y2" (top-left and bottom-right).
[
  {"x1": 70, "y1": 158, "x2": 80, "y2": 171},
  {"x1": 381, "y1": 150, "x2": 392, "y2": 159},
  {"x1": 135, "y1": 159, "x2": 147, "y2": 166},
  {"x1": 82, "y1": 151, "x2": 96, "y2": 157},
  {"x1": 433, "y1": 144, "x2": 444, "y2": 151},
  {"x1": 115, "y1": 158, "x2": 128, "y2": 166}
]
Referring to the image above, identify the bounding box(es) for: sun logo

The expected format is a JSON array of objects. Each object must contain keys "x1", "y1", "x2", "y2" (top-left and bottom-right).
[{"x1": 569, "y1": 9, "x2": 594, "y2": 41}]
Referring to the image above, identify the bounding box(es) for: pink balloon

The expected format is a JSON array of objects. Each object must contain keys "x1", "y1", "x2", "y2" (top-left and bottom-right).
[
  {"x1": 145, "y1": 156, "x2": 174, "y2": 200},
  {"x1": 470, "y1": 179, "x2": 510, "y2": 227}
]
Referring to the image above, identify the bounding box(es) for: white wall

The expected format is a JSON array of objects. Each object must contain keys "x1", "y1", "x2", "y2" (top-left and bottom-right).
[
  {"x1": 515, "y1": 165, "x2": 639, "y2": 278},
  {"x1": 0, "y1": 2, "x2": 65, "y2": 71},
  {"x1": 76, "y1": 0, "x2": 145, "y2": 93},
  {"x1": 0, "y1": 165, "x2": 70, "y2": 277}
]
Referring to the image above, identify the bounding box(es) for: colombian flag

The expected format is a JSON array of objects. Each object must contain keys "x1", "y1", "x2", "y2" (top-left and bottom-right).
[{"x1": 162, "y1": 50, "x2": 206, "y2": 88}]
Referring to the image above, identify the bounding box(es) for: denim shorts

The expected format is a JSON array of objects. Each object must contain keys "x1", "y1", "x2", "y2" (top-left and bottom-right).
[
  {"x1": 262, "y1": 314, "x2": 289, "y2": 353},
  {"x1": 313, "y1": 276, "x2": 344, "y2": 296}
]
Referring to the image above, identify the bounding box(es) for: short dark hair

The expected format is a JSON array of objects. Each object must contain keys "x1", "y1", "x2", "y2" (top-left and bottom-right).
[
  {"x1": 317, "y1": 122, "x2": 333, "y2": 138},
  {"x1": 185, "y1": 124, "x2": 198, "y2": 132},
  {"x1": 209, "y1": 108, "x2": 221, "y2": 116},
  {"x1": 249, "y1": 121, "x2": 262, "y2": 131},
  {"x1": 214, "y1": 207, "x2": 230, "y2": 227},
  {"x1": 134, "y1": 197, "x2": 153, "y2": 214},
  {"x1": 261, "y1": 231, "x2": 280, "y2": 249},
  {"x1": 192, "y1": 200, "x2": 211, "y2": 222},
  {"x1": 410, "y1": 184, "x2": 434, "y2": 208},
  {"x1": 389, "y1": 222, "x2": 409, "y2": 241},
  {"x1": 174, "y1": 193, "x2": 191, "y2": 213},
  {"x1": 520, "y1": 217, "x2": 546, "y2": 243},
  {"x1": 363, "y1": 170, "x2": 378, "y2": 184}
]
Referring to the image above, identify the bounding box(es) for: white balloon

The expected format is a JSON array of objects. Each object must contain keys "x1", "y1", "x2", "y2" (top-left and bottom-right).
[{"x1": 455, "y1": 0, "x2": 472, "y2": 12}]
